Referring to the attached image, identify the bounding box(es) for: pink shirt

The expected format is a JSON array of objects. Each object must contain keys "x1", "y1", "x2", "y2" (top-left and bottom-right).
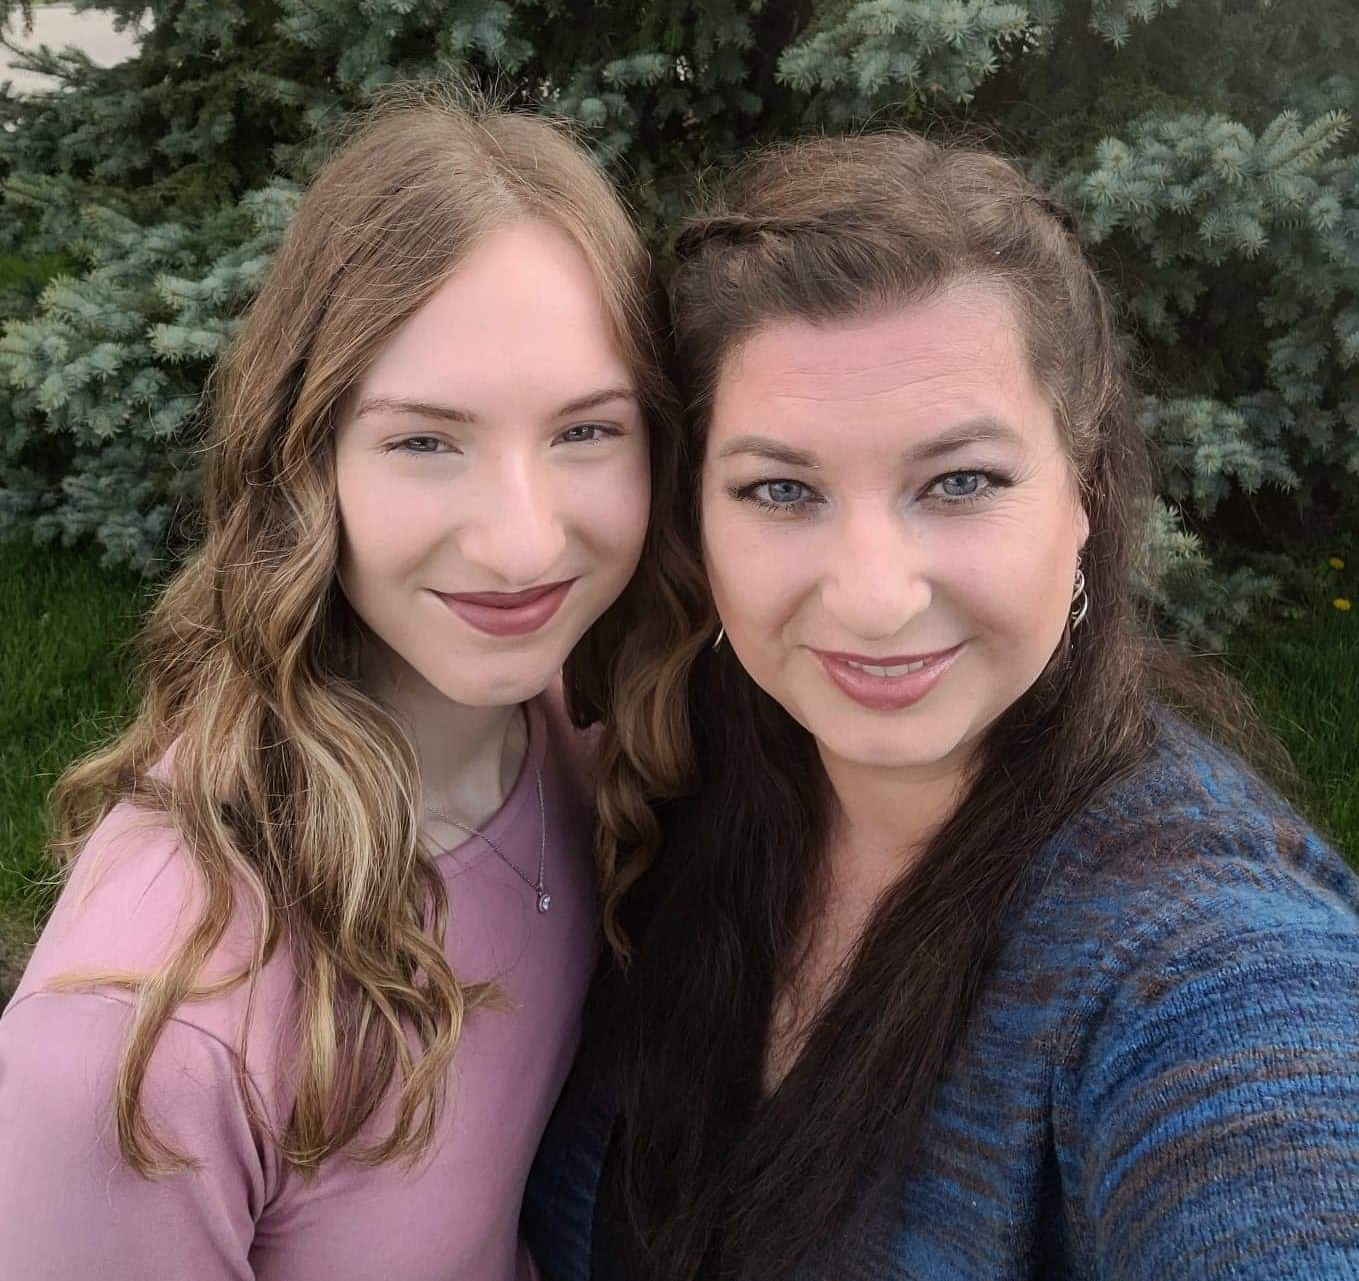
[{"x1": 0, "y1": 694, "x2": 598, "y2": 1281}]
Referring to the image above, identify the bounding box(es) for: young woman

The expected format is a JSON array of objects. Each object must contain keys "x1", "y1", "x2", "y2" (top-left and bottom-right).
[
  {"x1": 0, "y1": 91, "x2": 677, "y2": 1280},
  {"x1": 524, "y1": 132, "x2": 1359, "y2": 1279}
]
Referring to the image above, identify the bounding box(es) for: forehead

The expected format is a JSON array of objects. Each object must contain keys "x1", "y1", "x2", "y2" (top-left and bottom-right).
[
  {"x1": 355, "y1": 220, "x2": 632, "y2": 404},
  {"x1": 709, "y1": 285, "x2": 1051, "y2": 449}
]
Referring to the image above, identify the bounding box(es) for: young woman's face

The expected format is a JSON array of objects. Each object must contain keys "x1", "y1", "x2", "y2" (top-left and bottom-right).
[
  {"x1": 700, "y1": 285, "x2": 1088, "y2": 779},
  {"x1": 334, "y1": 220, "x2": 650, "y2": 709}
]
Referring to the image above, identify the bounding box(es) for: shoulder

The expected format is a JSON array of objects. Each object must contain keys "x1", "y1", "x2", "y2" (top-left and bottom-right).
[
  {"x1": 1033, "y1": 724, "x2": 1359, "y2": 1280},
  {"x1": 0, "y1": 805, "x2": 285, "y2": 1202},
  {"x1": 1003, "y1": 714, "x2": 1359, "y2": 1054},
  {"x1": 15, "y1": 801, "x2": 201, "y2": 997},
  {"x1": 9, "y1": 800, "x2": 298, "y2": 1100},
  {"x1": 1033, "y1": 711, "x2": 1358, "y2": 939}
]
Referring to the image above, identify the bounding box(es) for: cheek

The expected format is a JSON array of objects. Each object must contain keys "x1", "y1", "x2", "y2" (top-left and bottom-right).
[
  {"x1": 570, "y1": 447, "x2": 651, "y2": 572},
  {"x1": 978, "y1": 564, "x2": 1064, "y2": 642},
  {"x1": 953, "y1": 507, "x2": 1079, "y2": 648},
  {"x1": 334, "y1": 459, "x2": 448, "y2": 592},
  {"x1": 702, "y1": 507, "x2": 806, "y2": 637}
]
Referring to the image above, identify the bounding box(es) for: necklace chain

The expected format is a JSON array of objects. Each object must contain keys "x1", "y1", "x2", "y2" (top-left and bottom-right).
[{"x1": 424, "y1": 762, "x2": 550, "y2": 913}]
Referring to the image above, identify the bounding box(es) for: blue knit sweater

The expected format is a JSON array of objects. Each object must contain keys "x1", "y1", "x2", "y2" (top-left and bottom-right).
[{"x1": 524, "y1": 718, "x2": 1359, "y2": 1279}]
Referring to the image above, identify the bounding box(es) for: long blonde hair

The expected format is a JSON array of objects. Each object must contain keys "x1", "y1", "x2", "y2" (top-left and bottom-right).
[{"x1": 47, "y1": 85, "x2": 670, "y2": 1178}]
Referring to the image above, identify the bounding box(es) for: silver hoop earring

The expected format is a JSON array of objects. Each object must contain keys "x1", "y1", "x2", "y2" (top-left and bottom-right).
[
  {"x1": 713, "y1": 625, "x2": 725, "y2": 652},
  {"x1": 1070, "y1": 565, "x2": 1089, "y2": 630}
]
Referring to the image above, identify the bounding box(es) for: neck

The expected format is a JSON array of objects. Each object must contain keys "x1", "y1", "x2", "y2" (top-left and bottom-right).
[
  {"x1": 361, "y1": 645, "x2": 525, "y2": 830},
  {"x1": 816, "y1": 744, "x2": 970, "y2": 899}
]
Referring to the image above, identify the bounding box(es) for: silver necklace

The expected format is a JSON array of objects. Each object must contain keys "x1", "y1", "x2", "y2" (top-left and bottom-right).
[{"x1": 424, "y1": 763, "x2": 551, "y2": 913}]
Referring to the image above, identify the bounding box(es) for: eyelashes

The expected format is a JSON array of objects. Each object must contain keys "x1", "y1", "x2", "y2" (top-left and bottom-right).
[
  {"x1": 380, "y1": 423, "x2": 627, "y2": 456},
  {"x1": 553, "y1": 423, "x2": 628, "y2": 446},
  {"x1": 731, "y1": 470, "x2": 1013, "y2": 516},
  {"x1": 383, "y1": 435, "x2": 448, "y2": 455}
]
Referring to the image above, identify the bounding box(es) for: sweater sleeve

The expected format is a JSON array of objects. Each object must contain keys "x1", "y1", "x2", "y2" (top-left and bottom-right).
[
  {"x1": 1062, "y1": 900, "x2": 1359, "y2": 1280},
  {"x1": 0, "y1": 989, "x2": 269, "y2": 1280}
]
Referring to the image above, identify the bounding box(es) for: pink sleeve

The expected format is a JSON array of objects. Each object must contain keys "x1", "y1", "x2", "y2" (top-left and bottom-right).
[{"x1": 0, "y1": 989, "x2": 269, "y2": 1279}]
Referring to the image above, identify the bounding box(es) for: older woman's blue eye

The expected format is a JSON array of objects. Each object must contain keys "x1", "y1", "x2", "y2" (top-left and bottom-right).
[{"x1": 939, "y1": 473, "x2": 984, "y2": 497}]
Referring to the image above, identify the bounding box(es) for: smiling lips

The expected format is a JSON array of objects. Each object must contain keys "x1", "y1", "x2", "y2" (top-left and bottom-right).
[
  {"x1": 433, "y1": 580, "x2": 576, "y2": 637},
  {"x1": 814, "y1": 644, "x2": 965, "y2": 711}
]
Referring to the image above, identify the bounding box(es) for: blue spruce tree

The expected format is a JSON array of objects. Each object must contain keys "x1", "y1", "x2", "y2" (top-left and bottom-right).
[{"x1": 1, "y1": 0, "x2": 1354, "y2": 643}]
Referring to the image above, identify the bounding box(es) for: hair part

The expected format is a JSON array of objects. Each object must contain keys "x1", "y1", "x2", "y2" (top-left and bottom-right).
[
  {"x1": 47, "y1": 83, "x2": 672, "y2": 1178},
  {"x1": 593, "y1": 129, "x2": 1287, "y2": 1279}
]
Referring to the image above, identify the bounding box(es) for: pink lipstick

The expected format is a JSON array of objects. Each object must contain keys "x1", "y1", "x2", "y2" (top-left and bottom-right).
[
  {"x1": 813, "y1": 643, "x2": 964, "y2": 711},
  {"x1": 433, "y1": 580, "x2": 575, "y2": 638}
]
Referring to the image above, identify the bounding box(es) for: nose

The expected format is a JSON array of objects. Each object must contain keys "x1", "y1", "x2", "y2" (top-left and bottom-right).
[
  {"x1": 819, "y1": 502, "x2": 932, "y2": 643},
  {"x1": 456, "y1": 447, "x2": 566, "y2": 586}
]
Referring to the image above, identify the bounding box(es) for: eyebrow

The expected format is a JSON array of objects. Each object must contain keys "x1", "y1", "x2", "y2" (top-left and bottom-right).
[
  {"x1": 714, "y1": 417, "x2": 1024, "y2": 468},
  {"x1": 354, "y1": 387, "x2": 638, "y2": 425}
]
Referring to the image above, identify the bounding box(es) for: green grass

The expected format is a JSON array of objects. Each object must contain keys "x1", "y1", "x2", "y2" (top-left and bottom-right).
[
  {"x1": 0, "y1": 540, "x2": 148, "y2": 928},
  {"x1": 0, "y1": 540, "x2": 1354, "y2": 938},
  {"x1": 1222, "y1": 599, "x2": 1359, "y2": 862}
]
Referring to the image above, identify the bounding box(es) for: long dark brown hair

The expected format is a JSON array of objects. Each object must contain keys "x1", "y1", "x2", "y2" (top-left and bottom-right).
[{"x1": 590, "y1": 131, "x2": 1282, "y2": 1279}]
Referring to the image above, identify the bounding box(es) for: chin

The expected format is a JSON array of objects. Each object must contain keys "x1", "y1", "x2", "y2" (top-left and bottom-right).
[
  {"x1": 813, "y1": 709, "x2": 975, "y2": 774},
  {"x1": 426, "y1": 656, "x2": 565, "y2": 710},
  {"x1": 831, "y1": 738, "x2": 960, "y2": 772}
]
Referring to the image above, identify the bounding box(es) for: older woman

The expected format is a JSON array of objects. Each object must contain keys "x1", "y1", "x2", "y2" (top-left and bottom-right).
[{"x1": 524, "y1": 132, "x2": 1359, "y2": 1280}]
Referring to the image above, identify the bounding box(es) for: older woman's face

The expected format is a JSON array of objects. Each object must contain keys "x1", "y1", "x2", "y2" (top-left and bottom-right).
[{"x1": 700, "y1": 284, "x2": 1088, "y2": 779}]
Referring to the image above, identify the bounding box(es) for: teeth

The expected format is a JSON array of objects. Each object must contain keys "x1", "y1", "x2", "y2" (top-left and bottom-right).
[{"x1": 845, "y1": 659, "x2": 928, "y2": 678}]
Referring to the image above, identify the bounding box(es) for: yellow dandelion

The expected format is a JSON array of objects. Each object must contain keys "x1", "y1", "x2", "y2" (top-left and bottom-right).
[
  {"x1": 1330, "y1": 556, "x2": 1346, "y2": 570},
  {"x1": 1334, "y1": 597, "x2": 1353, "y2": 612}
]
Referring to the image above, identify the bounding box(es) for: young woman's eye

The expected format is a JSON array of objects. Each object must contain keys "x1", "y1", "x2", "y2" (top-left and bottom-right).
[
  {"x1": 385, "y1": 435, "x2": 451, "y2": 455},
  {"x1": 556, "y1": 423, "x2": 620, "y2": 445},
  {"x1": 733, "y1": 479, "x2": 823, "y2": 513},
  {"x1": 926, "y1": 470, "x2": 1009, "y2": 505}
]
